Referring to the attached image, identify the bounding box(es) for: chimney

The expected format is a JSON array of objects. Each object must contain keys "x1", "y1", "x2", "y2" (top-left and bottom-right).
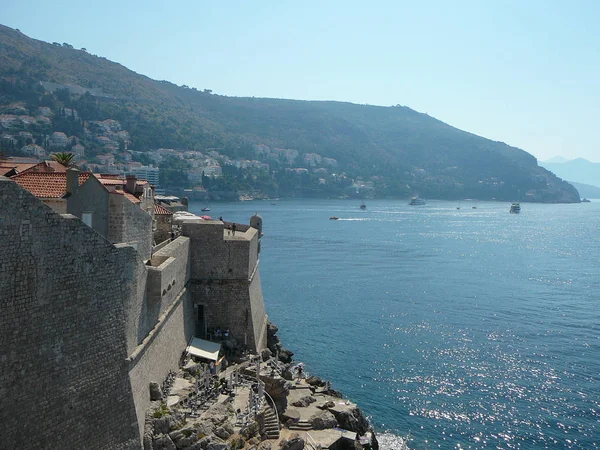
[
  {"x1": 66, "y1": 167, "x2": 80, "y2": 196},
  {"x1": 126, "y1": 174, "x2": 137, "y2": 194}
]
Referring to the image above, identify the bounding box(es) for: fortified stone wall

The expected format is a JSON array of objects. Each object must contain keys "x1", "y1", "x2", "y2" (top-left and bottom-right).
[
  {"x1": 182, "y1": 220, "x2": 267, "y2": 352},
  {"x1": 145, "y1": 237, "x2": 191, "y2": 336},
  {"x1": 0, "y1": 178, "x2": 140, "y2": 449},
  {"x1": 188, "y1": 273, "x2": 267, "y2": 351},
  {"x1": 108, "y1": 194, "x2": 153, "y2": 261},
  {"x1": 154, "y1": 214, "x2": 172, "y2": 244},
  {"x1": 183, "y1": 220, "x2": 258, "y2": 281},
  {"x1": 128, "y1": 289, "x2": 195, "y2": 438}
]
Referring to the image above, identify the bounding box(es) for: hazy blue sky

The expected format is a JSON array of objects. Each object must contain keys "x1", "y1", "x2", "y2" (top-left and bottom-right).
[{"x1": 3, "y1": 1, "x2": 599, "y2": 162}]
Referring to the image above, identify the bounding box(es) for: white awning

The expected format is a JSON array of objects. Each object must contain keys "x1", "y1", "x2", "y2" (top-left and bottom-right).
[{"x1": 187, "y1": 337, "x2": 221, "y2": 361}]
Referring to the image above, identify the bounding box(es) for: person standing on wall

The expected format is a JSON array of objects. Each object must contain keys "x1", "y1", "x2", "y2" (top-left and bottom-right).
[{"x1": 232, "y1": 223, "x2": 236, "y2": 236}]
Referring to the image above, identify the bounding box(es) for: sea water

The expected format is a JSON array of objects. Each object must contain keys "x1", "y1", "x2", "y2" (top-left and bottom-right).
[{"x1": 190, "y1": 199, "x2": 600, "y2": 449}]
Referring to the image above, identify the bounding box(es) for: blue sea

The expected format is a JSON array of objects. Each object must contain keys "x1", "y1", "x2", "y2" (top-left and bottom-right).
[{"x1": 190, "y1": 199, "x2": 600, "y2": 449}]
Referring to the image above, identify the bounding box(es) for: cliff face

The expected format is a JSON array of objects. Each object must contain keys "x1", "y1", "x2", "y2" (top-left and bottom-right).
[{"x1": 0, "y1": 24, "x2": 580, "y2": 202}]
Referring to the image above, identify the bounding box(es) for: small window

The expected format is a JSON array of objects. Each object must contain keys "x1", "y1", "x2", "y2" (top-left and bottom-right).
[{"x1": 82, "y1": 212, "x2": 93, "y2": 227}]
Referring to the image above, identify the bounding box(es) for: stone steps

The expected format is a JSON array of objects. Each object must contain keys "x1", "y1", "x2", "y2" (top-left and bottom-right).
[
  {"x1": 288, "y1": 419, "x2": 312, "y2": 431},
  {"x1": 262, "y1": 404, "x2": 280, "y2": 439}
]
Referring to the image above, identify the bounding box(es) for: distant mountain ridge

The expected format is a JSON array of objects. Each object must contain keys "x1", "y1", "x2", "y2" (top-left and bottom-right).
[
  {"x1": 539, "y1": 158, "x2": 600, "y2": 188},
  {"x1": 0, "y1": 24, "x2": 580, "y2": 202},
  {"x1": 568, "y1": 181, "x2": 600, "y2": 199}
]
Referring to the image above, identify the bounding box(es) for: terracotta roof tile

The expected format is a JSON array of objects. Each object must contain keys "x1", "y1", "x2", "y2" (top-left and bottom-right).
[
  {"x1": 124, "y1": 192, "x2": 140, "y2": 204},
  {"x1": 12, "y1": 172, "x2": 91, "y2": 198},
  {"x1": 154, "y1": 204, "x2": 173, "y2": 215},
  {"x1": 21, "y1": 161, "x2": 69, "y2": 174}
]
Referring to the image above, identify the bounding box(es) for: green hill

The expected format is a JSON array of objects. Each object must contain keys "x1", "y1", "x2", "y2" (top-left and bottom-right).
[{"x1": 0, "y1": 24, "x2": 580, "y2": 202}]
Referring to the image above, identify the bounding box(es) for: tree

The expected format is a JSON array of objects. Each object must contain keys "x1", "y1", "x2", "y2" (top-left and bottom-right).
[{"x1": 51, "y1": 152, "x2": 75, "y2": 167}]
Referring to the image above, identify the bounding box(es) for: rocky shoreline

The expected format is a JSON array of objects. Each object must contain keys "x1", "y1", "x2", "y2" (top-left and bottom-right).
[{"x1": 144, "y1": 320, "x2": 379, "y2": 450}]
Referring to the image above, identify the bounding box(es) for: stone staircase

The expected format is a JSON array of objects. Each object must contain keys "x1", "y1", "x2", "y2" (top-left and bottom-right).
[
  {"x1": 288, "y1": 419, "x2": 312, "y2": 431},
  {"x1": 262, "y1": 404, "x2": 280, "y2": 440}
]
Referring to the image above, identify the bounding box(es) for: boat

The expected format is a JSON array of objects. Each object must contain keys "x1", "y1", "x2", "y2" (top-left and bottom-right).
[
  {"x1": 582, "y1": 198, "x2": 591, "y2": 203},
  {"x1": 510, "y1": 202, "x2": 521, "y2": 214},
  {"x1": 329, "y1": 216, "x2": 339, "y2": 220},
  {"x1": 359, "y1": 203, "x2": 367, "y2": 210},
  {"x1": 409, "y1": 197, "x2": 426, "y2": 206},
  {"x1": 201, "y1": 207, "x2": 211, "y2": 212}
]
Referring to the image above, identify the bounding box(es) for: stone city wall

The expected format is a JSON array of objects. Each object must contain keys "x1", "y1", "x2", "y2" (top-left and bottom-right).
[
  {"x1": 189, "y1": 271, "x2": 267, "y2": 352},
  {"x1": 127, "y1": 289, "x2": 195, "y2": 439},
  {"x1": 145, "y1": 237, "x2": 191, "y2": 335},
  {"x1": 0, "y1": 178, "x2": 140, "y2": 449},
  {"x1": 182, "y1": 220, "x2": 258, "y2": 281}
]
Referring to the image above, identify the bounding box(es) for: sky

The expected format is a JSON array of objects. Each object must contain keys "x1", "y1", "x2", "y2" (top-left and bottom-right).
[{"x1": 3, "y1": 0, "x2": 600, "y2": 162}]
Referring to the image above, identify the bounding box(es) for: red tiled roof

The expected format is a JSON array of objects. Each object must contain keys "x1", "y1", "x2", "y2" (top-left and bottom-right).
[
  {"x1": 12, "y1": 172, "x2": 91, "y2": 198},
  {"x1": 20, "y1": 161, "x2": 69, "y2": 174},
  {"x1": 154, "y1": 204, "x2": 173, "y2": 215},
  {"x1": 98, "y1": 178, "x2": 125, "y2": 186},
  {"x1": 124, "y1": 192, "x2": 140, "y2": 204},
  {"x1": 0, "y1": 162, "x2": 38, "y2": 176}
]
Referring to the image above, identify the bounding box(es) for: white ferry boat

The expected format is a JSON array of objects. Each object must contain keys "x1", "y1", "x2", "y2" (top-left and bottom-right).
[{"x1": 409, "y1": 197, "x2": 426, "y2": 205}]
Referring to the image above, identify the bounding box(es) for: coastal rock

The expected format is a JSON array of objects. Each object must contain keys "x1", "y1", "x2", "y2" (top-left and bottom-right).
[
  {"x1": 279, "y1": 434, "x2": 305, "y2": 450},
  {"x1": 309, "y1": 410, "x2": 338, "y2": 430},
  {"x1": 206, "y1": 443, "x2": 232, "y2": 450},
  {"x1": 325, "y1": 388, "x2": 343, "y2": 398},
  {"x1": 281, "y1": 367, "x2": 294, "y2": 381},
  {"x1": 291, "y1": 395, "x2": 316, "y2": 407},
  {"x1": 228, "y1": 434, "x2": 245, "y2": 449},
  {"x1": 261, "y1": 348, "x2": 272, "y2": 362},
  {"x1": 262, "y1": 376, "x2": 291, "y2": 412},
  {"x1": 305, "y1": 376, "x2": 326, "y2": 387},
  {"x1": 317, "y1": 401, "x2": 335, "y2": 410},
  {"x1": 214, "y1": 423, "x2": 233, "y2": 440},
  {"x1": 195, "y1": 420, "x2": 215, "y2": 437},
  {"x1": 278, "y1": 348, "x2": 294, "y2": 364},
  {"x1": 204, "y1": 403, "x2": 234, "y2": 426},
  {"x1": 154, "y1": 417, "x2": 171, "y2": 435},
  {"x1": 197, "y1": 436, "x2": 213, "y2": 448},
  {"x1": 153, "y1": 434, "x2": 177, "y2": 450},
  {"x1": 267, "y1": 321, "x2": 278, "y2": 337},
  {"x1": 170, "y1": 428, "x2": 199, "y2": 448},
  {"x1": 150, "y1": 382, "x2": 164, "y2": 401},
  {"x1": 331, "y1": 407, "x2": 370, "y2": 435}
]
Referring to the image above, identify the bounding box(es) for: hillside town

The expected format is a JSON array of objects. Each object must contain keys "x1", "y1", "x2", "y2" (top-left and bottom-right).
[{"x1": 0, "y1": 94, "x2": 382, "y2": 200}]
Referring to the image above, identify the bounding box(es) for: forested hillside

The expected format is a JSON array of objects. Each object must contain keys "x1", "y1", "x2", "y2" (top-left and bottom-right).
[{"x1": 0, "y1": 24, "x2": 580, "y2": 202}]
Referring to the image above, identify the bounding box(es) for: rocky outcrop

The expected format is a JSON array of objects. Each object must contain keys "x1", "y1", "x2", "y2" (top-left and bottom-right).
[
  {"x1": 291, "y1": 395, "x2": 316, "y2": 408},
  {"x1": 266, "y1": 320, "x2": 294, "y2": 363},
  {"x1": 279, "y1": 434, "x2": 305, "y2": 450},
  {"x1": 309, "y1": 410, "x2": 338, "y2": 430},
  {"x1": 330, "y1": 407, "x2": 370, "y2": 436}
]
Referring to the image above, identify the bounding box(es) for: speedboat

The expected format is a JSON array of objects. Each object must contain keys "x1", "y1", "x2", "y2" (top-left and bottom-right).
[
  {"x1": 360, "y1": 203, "x2": 367, "y2": 210},
  {"x1": 582, "y1": 198, "x2": 591, "y2": 203},
  {"x1": 409, "y1": 197, "x2": 426, "y2": 205},
  {"x1": 510, "y1": 202, "x2": 521, "y2": 214},
  {"x1": 329, "y1": 216, "x2": 339, "y2": 220},
  {"x1": 201, "y1": 207, "x2": 211, "y2": 212}
]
